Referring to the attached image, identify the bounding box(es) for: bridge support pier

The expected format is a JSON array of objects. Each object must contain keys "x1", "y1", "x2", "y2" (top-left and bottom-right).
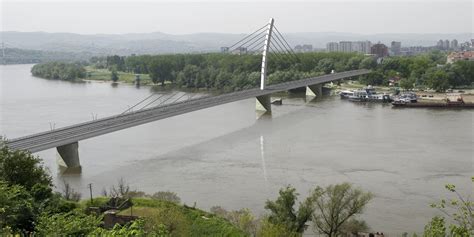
[
  {"x1": 306, "y1": 84, "x2": 323, "y2": 97},
  {"x1": 256, "y1": 95, "x2": 272, "y2": 113},
  {"x1": 57, "y1": 142, "x2": 81, "y2": 171}
]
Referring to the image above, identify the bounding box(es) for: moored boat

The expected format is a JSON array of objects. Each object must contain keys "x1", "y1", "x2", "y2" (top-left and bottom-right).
[{"x1": 346, "y1": 86, "x2": 392, "y2": 103}]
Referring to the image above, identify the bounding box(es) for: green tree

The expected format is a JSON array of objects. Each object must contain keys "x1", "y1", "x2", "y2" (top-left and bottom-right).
[
  {"x1": 340, "y1": 219, "x2": 370, "y2": 235},
  {"x1": 151, "y1": 191, "x2": 181, "y2": 204},
  {"x1": 359, "y1": 70, "x2": 386, "y2": 86},
  {"x1": 264, "y1": 185, "x2": 313, "y2": 234},
  {"x1": 429, "y1": 177, "x2": 473, "y2": 236},
  {"x1": 360, "y1": 57, "x2": 377, "y2": 69},
  {"x1": 0, "y1": 182, "x2": 35, "y2": 232},
  {"x1": 310, "y1": 183, "x2": 373, "y2": 237},
  {"x1": 148, "y1": 58, "x2": 174, "y2": 86},
  {"x1": 317, "y1": 58, "x2": 335, "y2": 74},
  {"x1": 399, "y1": 77, "x2": 415, "y2": 90},
  {"x1": 0, "y1": 145, "x2": 51, "y2": 192},
  {"x1": 111, "y1": 68, "x2": 119, "y2": 82},
  {"x1": 423, "y1": 216, "x2": 446, "y2": 237},
  {"x1": 423, "y1": 68, "x2": 450, "y2": 92},
  {"x1": 35, "y1": 211, "x2": 102, "y2": 236},
  {"x1": 257, "y1": 219, "x2": 299, "y2": 237}
]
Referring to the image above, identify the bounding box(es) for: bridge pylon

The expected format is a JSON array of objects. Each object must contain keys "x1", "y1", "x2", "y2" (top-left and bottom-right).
[
  {"x1": 306, "y1": 84, "x2": 323, "y2": 97},
  {"x1": 56, "y1": 142, "x2": 81, "y2": 171},
  {"x1": 256, "y1": 18, "x2": 275, "y2": 113}
]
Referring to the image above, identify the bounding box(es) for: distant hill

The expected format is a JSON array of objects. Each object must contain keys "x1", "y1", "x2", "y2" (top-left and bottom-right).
[
  {"x1": 1, "y1": 31, "x2": 471, "y2": 59},
  {"x1": 0, "y1": 48, "x2": 94, "y2": 65}
]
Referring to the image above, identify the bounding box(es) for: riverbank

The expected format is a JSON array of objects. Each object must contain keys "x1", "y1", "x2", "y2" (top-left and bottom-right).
[{"x1": 336, "y1": 81, "x2": 474, "y2": 104}]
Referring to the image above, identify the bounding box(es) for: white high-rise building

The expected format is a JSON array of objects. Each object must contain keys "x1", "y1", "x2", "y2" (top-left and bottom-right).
[
  {"x1": 450, "y1": 39, "x2": 458, "y2": 49},
  {"x1": 352, "y1": 41, "x2": 372, "y2": 54},
  {"x1": 326, "y1": 42, "x2": 339, "y2": 52},
  {"x1": 443, "y1": 39, "x2": 450, "y2": 49},
  {"x1": 339, "y1": 41, "x2": 352, "y2": 52}
]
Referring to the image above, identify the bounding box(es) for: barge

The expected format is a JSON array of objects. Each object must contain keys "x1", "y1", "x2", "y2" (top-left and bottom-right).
[{"x1": 392, "y1": 94, "x2": 474, "y2": 108}]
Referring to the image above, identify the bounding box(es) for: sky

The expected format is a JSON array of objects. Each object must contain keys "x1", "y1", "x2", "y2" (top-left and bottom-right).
[{"x1": 1, "y1": 0, "x2": 473, "y2": 35}]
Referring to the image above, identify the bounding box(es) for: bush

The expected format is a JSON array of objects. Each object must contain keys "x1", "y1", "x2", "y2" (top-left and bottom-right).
[{"x1": 35, "y1": 211, "x2": 102, "y2": 236}]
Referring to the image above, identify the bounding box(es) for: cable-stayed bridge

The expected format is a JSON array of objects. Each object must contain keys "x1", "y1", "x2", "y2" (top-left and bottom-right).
[{"x1": 5, "y1": 18, "x2": 370, "y2": 170}]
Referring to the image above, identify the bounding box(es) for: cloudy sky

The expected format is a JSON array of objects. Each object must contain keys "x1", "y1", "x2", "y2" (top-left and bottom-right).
[{"x1": 1, "y1": 0, "x2": 472, "y2": 35}]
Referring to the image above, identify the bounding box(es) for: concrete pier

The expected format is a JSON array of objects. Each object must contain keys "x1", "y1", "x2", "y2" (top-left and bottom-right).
[
  {"x1": 306, "y1": 84, "x2": 323, "y2": 97},
  {"x1": 256, "y1": 95, "x2": 272, "y2": 112},
  {"x1": 56, "y1": 142, "x2": 81, "y2": 170}
]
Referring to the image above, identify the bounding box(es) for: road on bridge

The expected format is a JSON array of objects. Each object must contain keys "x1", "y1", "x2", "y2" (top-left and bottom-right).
[{"x1": 6, "y1": 69, "x2": 369, "y2": 153}]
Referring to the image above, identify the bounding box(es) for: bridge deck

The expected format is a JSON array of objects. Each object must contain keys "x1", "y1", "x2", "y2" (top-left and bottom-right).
[{"x1": 6, "y1": 69, "x2": 369, "y2": 152}]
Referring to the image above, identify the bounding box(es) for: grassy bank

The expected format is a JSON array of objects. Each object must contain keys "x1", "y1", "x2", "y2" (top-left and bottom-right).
[
  {"x1": 80, "y1": 197, "x2": 246, "y2": 236},
  {"x1": 85, "y1": 66, "x2": 153, "y2": 85}
]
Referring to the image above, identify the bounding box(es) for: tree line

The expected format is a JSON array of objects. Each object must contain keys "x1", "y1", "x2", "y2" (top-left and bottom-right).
[
  {"x1": 359, "y1": 51, "x2": 474, "y2": 91},
  {"x1": 32, "y1": 50, "x2": 473, "y2": 92},
  {"x1": 94, "y1": 52, "x2": 368, "y2": 91},
  {"x1": 31, "y1": 62, "x2": 86, "y2": 81}
]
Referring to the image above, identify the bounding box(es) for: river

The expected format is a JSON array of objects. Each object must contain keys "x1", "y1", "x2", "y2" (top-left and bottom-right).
[{"x1": 1, "y1": 64, "x2": 472, "y2": 235}]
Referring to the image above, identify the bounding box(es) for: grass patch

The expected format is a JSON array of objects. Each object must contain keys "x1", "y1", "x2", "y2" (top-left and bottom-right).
[
  {"x1": 80, "y1": 197, "x2": 246, "y2": 236},
  {"x1": 84, "y1": 66, "x2": 152, "y2": 85}
]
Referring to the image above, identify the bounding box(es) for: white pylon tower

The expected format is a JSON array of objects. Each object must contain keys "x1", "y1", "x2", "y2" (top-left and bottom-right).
[{"x1": 260, "y1": 18, "x2": 274, "y2": 90}]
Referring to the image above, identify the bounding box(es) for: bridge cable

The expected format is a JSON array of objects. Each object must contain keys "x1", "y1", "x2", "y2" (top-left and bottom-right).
[
  {"x1": 120, "y1": 93, "x2": 160, "y2": 114},
  {"x1": 268, "y1": 50, "x2": 288, "y2": 63},
  {"x1": 273, "y1": 26, "x2": 300, "y2": 59},
  {"x1": 243, "y1": 33, "x2": 267, "y2": 52},
  {"x1": 139, "y1": 92, "x2": 178, "y2": 110},
  {"x1": 268, "y1": 46, "x2": 289, "y2": 62},
  {"x1": 229, "y1": 29, "x2": 267, "y2": 52},
  {"x1": 228, "y1": 24, "x2": 269, "y2": 50},
  {"x1": 270, "y1": 42, "x2": 295, "y2": 62},
  {"x1": 155, "y1": 92, "x2": 181, "y2": 107},
  {"x1": 273, "y1": 25, "x2": 297, "y2": 54},
  {"x1": 169, "y1": 93, "x2": 189, "y2": 104},
  {"x1": 269, "y1": 44, "x2": 292, "y2": 61},
  {"x1": 271, "y1": 33, "x2": 299, "y2": 61},
  {"x1": 247, "y1": 37, "x2": 267, "y2": 53}
]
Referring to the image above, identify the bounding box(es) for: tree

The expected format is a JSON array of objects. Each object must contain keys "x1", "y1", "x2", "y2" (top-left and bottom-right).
[
  {"x1": 311, "y1": 183, "x2": 373, "y2": 237},
  {"x1": 423, "y1": 68, "x2": 450, "y2": 92},
  {"x1": 211, "y1": 206, "x2": 258, "y2": 236},
  {"x1": 0, "y1": 181, "x2": 35, "y2": 232},
  {"x1": 360, "y1": 57, "x2": 377, "y2": 70},
  {"x1": 148, "y1": 58, "x2": 174, "y2": 86},
  {"x1": 151, "y1": 191, "x2": 181, "y2": 204},
  {"x1": 61, "y1": 180, "x2": 81, "y2": 201},
  {"x1": 399, "y1": 77, "x2": 415, "y2": 90},
  {"x1": 0, "y1": 145, "x2": 51, "y2": 192},
  {"x1": 359, "y1": 70, "x2": 386, "y2": 86},
  {"x1": 257, "y1": 219, "x2": 299, "y2": 237},
  {"x1": 264, "y1": 185, "x2": 313, "y2": 234},
  {"x1": 340, "y1": 219, "x2": 370, "y2": 235},
  {"x1": 317, "y1": 58, "x2": 335, "y2": 74},
  {"x1": 110, "y1": 68, "x2": 119, "y2": 82},
  {"x1": 429, "y1": 177, "x2": 473, "y2": 236},
  {"x1": 423, "y1": 216, "x2": 446, "y2": 237}
]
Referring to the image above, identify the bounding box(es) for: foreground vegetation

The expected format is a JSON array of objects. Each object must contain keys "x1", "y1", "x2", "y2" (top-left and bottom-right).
[{"x1": 0, "y1": 141, "x2": 472, "y2": 236}]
